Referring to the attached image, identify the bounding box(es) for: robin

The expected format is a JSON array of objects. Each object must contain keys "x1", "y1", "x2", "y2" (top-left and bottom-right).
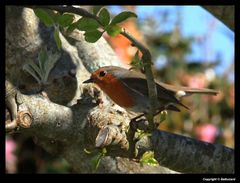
[{"x1": 83, "y1": 66, "x2": 218, "y2": 114}]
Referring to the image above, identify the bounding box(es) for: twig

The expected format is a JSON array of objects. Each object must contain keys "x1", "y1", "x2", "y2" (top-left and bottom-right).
[
  {"x1": 26, "y1": 5, "x2": 102, "y2": 25},
  {"x1": 121, "y1": 29, "x2": 158, "y2": 129}
]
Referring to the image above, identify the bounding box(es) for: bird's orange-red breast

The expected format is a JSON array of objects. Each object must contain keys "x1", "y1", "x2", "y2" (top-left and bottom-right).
[{"x1": 83, "y1": 66, "x2": 218, "y2": 113}]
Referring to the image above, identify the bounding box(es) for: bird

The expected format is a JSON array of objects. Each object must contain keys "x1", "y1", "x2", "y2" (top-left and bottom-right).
[{"x1": 83, "y1": 66, "x2": 218, "y2": 114}]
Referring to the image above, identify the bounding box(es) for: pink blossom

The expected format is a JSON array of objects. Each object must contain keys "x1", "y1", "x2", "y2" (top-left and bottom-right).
[
  {"x1": 195, "y1": 124, "x2": 217, "y2": 143},
  {"x1": 6, "y1": 138, "x2": 17, "y2": 173},
  {"x1": 6, "y1": 138, "x2": 16, "y2": 162}
]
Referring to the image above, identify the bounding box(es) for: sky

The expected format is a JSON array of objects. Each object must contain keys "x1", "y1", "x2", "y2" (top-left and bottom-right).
[{"x1": 108, "y1": 6, "x2": 234, "y2": 81}]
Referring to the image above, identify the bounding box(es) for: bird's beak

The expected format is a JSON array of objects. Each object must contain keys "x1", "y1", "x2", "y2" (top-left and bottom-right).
[{"x1": 83, "y1": 78, "x2": 94, "y2": 84}]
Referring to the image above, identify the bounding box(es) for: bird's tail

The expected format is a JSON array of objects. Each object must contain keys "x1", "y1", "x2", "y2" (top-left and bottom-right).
[
  {"x1": 174, "y1": 88, "x2": 218, "y2": 110},
  {"x1": 158, "y1": 82, "x2": 218, "y2": 97},
  {"x1": 179, "y1": 87, "x2": 218, "y2": 96}
]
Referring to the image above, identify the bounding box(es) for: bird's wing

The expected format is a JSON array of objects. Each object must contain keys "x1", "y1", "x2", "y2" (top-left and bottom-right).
[
  {"x1": 107, "y1": 67, "x2": 189, "y2": 109},
  {"x1": 114, "y1": 69, "x2": 188, "y2": 108},
  {"x1": 121, "y1": 77, "x2": 189, "y2": 110},
  {"x1": 108, "y1": 66, "x2": 217, "y2": 96}
]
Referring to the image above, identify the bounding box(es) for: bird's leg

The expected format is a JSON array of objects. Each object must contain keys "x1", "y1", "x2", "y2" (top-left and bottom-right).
[
  {"x1": 127, "y1": 113, "x2": 146, "y2": 158},
  {"x1": 127, "y1": 107, "x2": 167, "y2": 157},
  {"x1": 129, "y1": 106, "x2": 166, "y2": 128}
]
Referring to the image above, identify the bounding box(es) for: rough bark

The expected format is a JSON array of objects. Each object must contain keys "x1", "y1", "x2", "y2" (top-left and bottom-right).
[
  {"x1": 152, "y1": 130, "x2": 234, "y2": 173},
  {"x1": 5, "y1": 6, "x2": 234, "y2": 173}
]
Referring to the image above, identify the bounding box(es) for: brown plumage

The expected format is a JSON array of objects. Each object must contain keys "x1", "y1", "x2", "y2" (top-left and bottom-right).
[{"x1": 83, "y1": 66, "x2": 218, "y2": 113}]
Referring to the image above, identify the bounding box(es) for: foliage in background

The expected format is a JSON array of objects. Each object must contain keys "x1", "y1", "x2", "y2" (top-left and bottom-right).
[
  {"x1": 105, "y1": 6, "x2": 234, "y2": 149},
  {"x1": 137, "y1": 9, "x2": 234, "y2": 149}
]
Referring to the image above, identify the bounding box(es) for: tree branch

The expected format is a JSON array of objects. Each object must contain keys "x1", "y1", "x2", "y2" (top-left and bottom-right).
[
  {"x1": 6, "y1": 6, "x2": 234, "y2": 173},
  {"x1": 27, "y1": 5, "x2": 101, "y2": 24},
  {"x1": 151, "y1": 130, "x2": 234, "y2": 173},
  {"x1": 6, "y1": 84, "x2": 178, "y2": 173},
  {"x1": 6, "y1": 90, "x2": 233, "y2": 173}
]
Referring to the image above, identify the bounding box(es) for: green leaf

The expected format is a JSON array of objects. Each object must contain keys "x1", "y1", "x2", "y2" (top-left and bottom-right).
[
  {"x1": 90, "y1": 148, "x2": 107, "y2": 171},
  {"x1": 66, "y1": 21, "x2": 78, "y2": 33},
  {"x1": 84, "y1": 30, "x2": 103, "y2": 43},
  {"x1": 135, "y1": 129, "x2": 151, "y2": 140},
  {"x1": 57, "y1": 14, "x2": 74, "y2": 27},
  {"x1": 83, "y1": 148, "x2": 92, "y2": 154},
  {"x1": 42, "y1": 51, "x2": 60, "y2": 83},
  {"x1": 54, "y1": 28, "x2": 62, "y2": 50},
  {"x1": 92, "y1": 6, "x2": 103, "y2": 15},
  {"x1": 140, "y1": 151, "x2": 159, "y2": 167},
  {"x1": 38, "y1": 48, "x2": 48, "y2": 72},
  {"x1": 159, "y1": 110, "x2": 168, "y2": 123},
  {"x1": 130, "y1": 50, "x2": 142, "y2": 68},
  {"x1": 77, "y1": 17, "x2": 100, "y2": 31},
  {"x1": 98, "y1": 8, "x2": 110, "y2": 26},
  {"x1": 28, "y1": 61, "x2": 43, "y2": 79},
  {"x1": 105, "y1": 25, "x2": 122, "y2": 37},
  {"x1": 34, "y1": 8, "x2": 55, "y2": 27},
  {"x1": 44, "y1": 9, "x2": 60, "y2": 23},
  {"x1": 22, "y1": 63, "x2": 41, "y2": 84},
  {"x1": 102, "y1": 148, "x2": 107, "y2": 155},
  {"x1": 110, "y1": 11, "x2": 137, "y2": 25},
  {"x1": 91, "y1": 152, "x2": 104, "y2": 171}
]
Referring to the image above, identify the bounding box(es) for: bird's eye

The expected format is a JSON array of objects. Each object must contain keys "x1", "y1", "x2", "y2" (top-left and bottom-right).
[{"x1": 99, "y1": 71, "x2": 106, "y2": 77}]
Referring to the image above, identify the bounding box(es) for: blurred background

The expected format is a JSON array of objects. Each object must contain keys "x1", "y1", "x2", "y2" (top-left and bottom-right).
[{"x1": 6, "y1": 5, "x2": 234, "y2": 173}]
